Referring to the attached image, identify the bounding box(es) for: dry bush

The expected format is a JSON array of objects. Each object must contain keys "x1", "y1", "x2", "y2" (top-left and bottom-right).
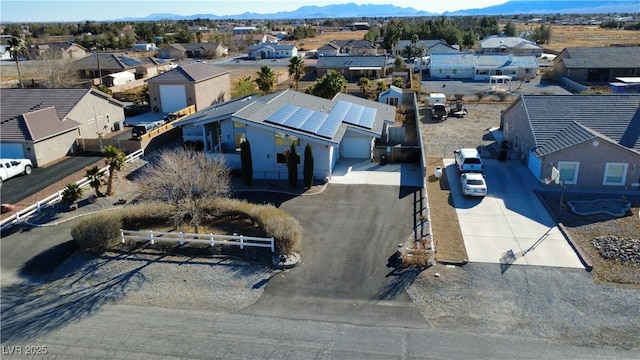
[
  {"x1": 71, "y1": 212, "x2": 123, "y2": 253},
  {"x1": 120, "y1": 202, "x2": 174, "y2": 228}
]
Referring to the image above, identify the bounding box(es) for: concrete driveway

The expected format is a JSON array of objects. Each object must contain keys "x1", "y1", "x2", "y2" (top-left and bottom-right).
[
  {"x1": 329, "y1": 159, "x2": 424, "y2": 187},
  {"x1": 444, "y1": 158, "x2": 584, "y2": 269}
]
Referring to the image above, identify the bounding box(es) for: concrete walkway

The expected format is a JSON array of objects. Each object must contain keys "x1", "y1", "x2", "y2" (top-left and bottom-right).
[
  {"x1": 444, "y1": 158, "x2": 584, "y2": 269},
  {"x1": 329, "y1": 159, "x2": 423, "y2": 187}
]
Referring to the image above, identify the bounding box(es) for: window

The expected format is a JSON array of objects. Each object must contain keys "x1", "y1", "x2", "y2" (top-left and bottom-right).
[
  {"x1": 603, "y1": 163, "x2": 627, "y2": 186},
  {"x1": 275, "y1": 132, "x2": 286, "y2": 146},
  {"x1": 557, "y1": 161, "x2": 579, "y2": 185},
  {"x1": 233, "y1": 121, "x2": 246, "y2": 153},
  {"x1": 289, "y1": 135, "x2": 300, "y2": 147},
  {"x1": 386, "y1": 97, "x2": 398, "y2": 106}
]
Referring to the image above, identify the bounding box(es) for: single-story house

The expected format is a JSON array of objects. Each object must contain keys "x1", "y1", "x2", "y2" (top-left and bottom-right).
[
  {"x1": 393, "y1": 39, "x2": 459, "y2": 58},
  {"x1": 316, "y1": 55, "x2": 387, "y2": 81},
  {"x1": 234, "y1": 33, "x2": 279, "y2": 47},
  {"x1": 610, "y1": 77, "x2": 640, "y2": 93},
  {"x1": 157, "y1": 42, "x2": 228, "y2": 60},
  {"x1": 351, "y1": 22, "x2": 370, "y2": 31},
  {"x1": 500, "y1": 94, "x2": 640, "y2": 190},
  {"x1": 552, "y1": 46, "x2": 640, "y2": 83},
  {"x1": 0, "y1": 88, "x2": 126, "y2": 167},
  {"x1": 248, "y1": 43, "x2": 297, "y2": 60},
  {"x1": 145, "y1": 62, "x2": 231, "y2": 113},
  {"x1": 233, "y1": 27, "x2": 257, "y2": 35},
  {"x1": 429, "y1": 53, "x2": 538, "y2": 81},
  {"x1": 0, "y1": 45, "x2": 10, "y2": 60},
  {"x1": 133, "y1": 43, "x2": 157, "y2": 51},
  {"x1": 27, "y1": 42, "x2": 87, "y2": 60},
  {"x1": 317, "y1": 40, "x2": 378, "y2": 57},
  {"x1": 174, "y1": 90, "x2": 396, "y2": 180},
  {"x1": 73, "y1": 53, "x2": 173, "y2": 85},
  {"x1": 477, "y1": 36, "x2": 543, "y2": 56}
]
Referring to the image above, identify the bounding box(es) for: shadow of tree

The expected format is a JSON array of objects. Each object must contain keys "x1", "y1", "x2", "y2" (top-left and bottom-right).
[{"x1": 372, "y1": 267, "x2": 421, "y2": 301}]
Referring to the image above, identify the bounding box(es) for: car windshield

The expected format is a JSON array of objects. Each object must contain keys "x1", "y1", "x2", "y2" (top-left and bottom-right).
[{"x1": 467, "y1": 179, "x2": 484, "y2": 185}]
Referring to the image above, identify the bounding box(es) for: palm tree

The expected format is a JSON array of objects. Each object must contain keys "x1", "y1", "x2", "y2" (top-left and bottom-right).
[
  {"x1": 376, "y1": 80, "x2": 388, "y2": 94},
  {"x1": 357, "y1": 77, "x2": 372, "y2": 98},
  {"x1": 8, "y1": 37, "x2": 26, "y2": 88},
  {"x1": 103, "y1": 145, "x2": 126, "y2": 196},
  {"x1": 288, "y1": 57, "x2": 305, "y2": 91},
  {"x1": 255, "y1": 65, "x2": 276, "y2": 95},
  {"x1": 85, "y1": 165, "x2": 105, "y2": 197}
]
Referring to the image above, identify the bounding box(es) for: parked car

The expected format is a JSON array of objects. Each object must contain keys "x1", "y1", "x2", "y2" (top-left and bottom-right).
[
  {"x1": 131, "y1": 122, "x2": 160, "y2": 139},
  {"x1": 0, "y1": 158, "x2": 33, "y2": 187},
  {"x1": 454, "y1": 148, "x2": 483, "y2": 173},
  {"x1": 460, "y1": 172, "x2": 487, "y2": 197}
]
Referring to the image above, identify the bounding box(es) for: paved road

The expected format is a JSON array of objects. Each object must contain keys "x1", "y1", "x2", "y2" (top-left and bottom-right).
[{"x1": 0, "y1": 153, "x2": 103, "y2": 204}]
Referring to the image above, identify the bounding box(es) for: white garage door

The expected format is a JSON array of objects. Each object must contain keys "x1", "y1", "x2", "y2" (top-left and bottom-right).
[
  {"x1": 341, "y1": 136, "x2": 372, "y2": 159},
  {"x1": 0, "y1": 143, "x2": 25, "y2": 159},
  {"x1": 159, "y1": 85, "x2": 187, "y2": 113}
]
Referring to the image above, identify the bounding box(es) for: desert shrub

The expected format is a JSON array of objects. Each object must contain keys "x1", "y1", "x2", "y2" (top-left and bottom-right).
[
  {"x1": 496, "y1": 92, "x2": 512, "y2": 102},
  {"x1": 475, "y1": 91, "x2": 487, "y2": 101},
  {"x1": 120, "y1": 202, "x2": 173, "y2": 228},
  {"x1": 72, "y1": 212, "x2": 123, "y2": 253}
]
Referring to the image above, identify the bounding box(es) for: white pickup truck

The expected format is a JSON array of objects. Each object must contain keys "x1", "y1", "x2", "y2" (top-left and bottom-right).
[{"x1": 0, "y1": 158, "x2": 33, "y2": 187}]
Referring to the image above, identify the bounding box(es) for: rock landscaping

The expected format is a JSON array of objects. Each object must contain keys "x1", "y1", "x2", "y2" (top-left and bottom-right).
[{"x1": 593, "y1": 236, "x2": 640, "y2": 264}]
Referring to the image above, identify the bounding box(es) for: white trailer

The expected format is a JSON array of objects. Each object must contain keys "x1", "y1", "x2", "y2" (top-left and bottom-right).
[{"x1": 429, "y1": 93, "x2": 447, "y2": 120}]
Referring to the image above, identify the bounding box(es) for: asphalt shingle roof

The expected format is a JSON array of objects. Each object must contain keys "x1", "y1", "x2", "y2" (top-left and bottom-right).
[
  {"x1": 479, "y1": 36, "x2": 541, "y2": 50},
  {"x1": 145, "y1": 62, "x2": 229, "y2": 83},
  {"x1": 516, "y1": 94, "x2": 640, "y2": 156},
  {"x1": 396, "y1": 39, "x2": 459, "y2": 54},
  {"x1": 559, "y1": 47, "x2": 640, "y2": 69},
  {"x1": 316, "y1": 55, "x2": 387, "y2": 68}
]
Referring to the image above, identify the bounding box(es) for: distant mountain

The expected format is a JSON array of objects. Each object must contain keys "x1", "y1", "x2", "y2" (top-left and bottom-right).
[
  {"x1": 446, "y1": 1, "x2": 637, "y2": 16},
  {"x1": 118, "y1": 1, "x2": 637, "y2": 21}
]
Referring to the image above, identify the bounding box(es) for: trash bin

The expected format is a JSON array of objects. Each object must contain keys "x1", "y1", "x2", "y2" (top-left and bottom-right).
[
  {"x1": 380, "y1": 153, "x2": 387, "y2": 166},
  {"x1": 113, "y1": 121, "x2": 121, "y2": 131}
]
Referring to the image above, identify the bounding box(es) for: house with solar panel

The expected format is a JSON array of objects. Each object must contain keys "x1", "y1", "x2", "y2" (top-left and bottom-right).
[
  {"x1": 429, "y1": 53, "x2": 538, "y2": 81},
  {"x1": 72, "y1": 53, "x2": 173, "y2": 86},
  {"x1": 500, "y1": 94, "x2": 640, "y2": 190},
  {"x1": 174, "y1": 90, "x2": 395, "y2": 181}
]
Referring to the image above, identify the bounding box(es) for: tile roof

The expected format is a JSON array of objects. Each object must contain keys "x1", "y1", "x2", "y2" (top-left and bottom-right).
[
  {"x1": 396, "y1": 39, "x2": 459, "y2": 54},
  {"x1": 145, "y1": 62, "x2": 229, "y2": 83},
  {"x1": 514, "y1": 94, "x2": 640, "y2": 156},
  {"x1": 1, "y1": 88, "x2": 122, "y2": 142},
  {"x1": 316, "y1": 55, "x2": 387, "y2": 69},
  {"x1": 559, "y1": 47, "x2": 640, "y2": 69},
  {"x1": 23, "y1": 107, "x2": 82, "y2": 141}
]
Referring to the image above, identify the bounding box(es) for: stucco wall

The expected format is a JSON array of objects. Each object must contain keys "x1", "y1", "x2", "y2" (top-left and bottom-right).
[
  {"x1": 66, "y1": 93, "x2": 126, "y2": 139},
  {"x1": 194, "y1": 74, "x2": 231, "y2": 110},
  {"x1": 33, "y1": 129, "x2": 79, "y2": 167}
]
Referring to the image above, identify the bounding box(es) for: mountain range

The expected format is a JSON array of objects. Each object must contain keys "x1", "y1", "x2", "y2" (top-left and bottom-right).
[{"x1": 121, "y1": 1, "x2": 638, "y2": 21}]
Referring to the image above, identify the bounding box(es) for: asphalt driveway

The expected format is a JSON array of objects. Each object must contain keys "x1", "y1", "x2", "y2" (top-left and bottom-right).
[
  {"x1": 235, "y1": 184, "x2": 429, "y2": 328},
  {"x1": 444, "y1": 158, "x2": 584, "y2": 269}
]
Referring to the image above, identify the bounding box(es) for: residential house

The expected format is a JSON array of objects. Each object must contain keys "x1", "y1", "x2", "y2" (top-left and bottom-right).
[
  {"x1": 378, "y1": 85, "x2": 407, "y2": 107},
  {"x1": 73, "y1": 53, "x2": 173, "y2": 85},
  {"x1": 28, "y1": 42, "x2": 87, "y2": 60},
  {"x1": 157, "y1": 42, "x2": 228, "y2": 60},
  {"x1": 477, "y1": 36, "x2": 543, "y2": 56},
  {"x1": 317, "y1": 40, "x2": 378, "y2": 57},
  {"x1": 552, "y1": 46, "x2": 640, "y2": 83},
  {"x1": 174, "y1": 90, "x2": 395, "y2": 180},
  {"x1": 233, "y1": 33, "x2": 279, "y2": 47},
  {"x1": 145, "y1": 62, "x2": 231, "y2": 113},
  {"x1": 393, "y1": 39, "x2": 459, "y2": 58},
  {"x1": 429, "y1": 53, "x2": 538, "y2": 81},
  {"x1": 0, "y1": 88, "x2": 126, "y2": 167},
  {"x1": 248, "y1": 43, "x2": 297, "y2": 60},
  {"x1": 316, "y1": 55, "x2": 387, "y2": 81},
  {"x1": 0, "y1": 44, "x2": 10, "y2": 60},
  {"x1": 500, "y1": 94, "x2": 640, "y2": 190},
  {"x1": 133, "y1": 43, "x2": 157, "y2": 52},
  {"x1": 233, "y1": 26, "x2": 257, "y2": 35},
  {"x1": 351, "y1": 22, "x2": 370, "y2": 31}
]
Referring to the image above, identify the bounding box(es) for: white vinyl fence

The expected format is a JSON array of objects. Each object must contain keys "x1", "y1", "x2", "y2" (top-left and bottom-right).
[
  {"x1": 120, "y1": 229, "x2": 275, "y2": 252},
  {"x1": 0, "y1": 149, "x2": 144, "y2": 231}
]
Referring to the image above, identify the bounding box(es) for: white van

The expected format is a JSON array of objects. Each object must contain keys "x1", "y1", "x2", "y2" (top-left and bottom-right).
[{"x1": 454, "y1": 148, "x2": 483, "y2": 173}]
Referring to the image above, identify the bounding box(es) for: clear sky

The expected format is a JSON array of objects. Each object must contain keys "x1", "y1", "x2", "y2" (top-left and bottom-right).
[{"x1": 0, "y1": 0, "x2": 513, "y2": 23}]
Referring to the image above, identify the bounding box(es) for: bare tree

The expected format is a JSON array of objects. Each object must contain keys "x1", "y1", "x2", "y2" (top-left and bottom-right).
[
  {"x1": 137, "y1": 149, "x2": 231, "y2": 233},
  {"x1": 33, "y1": 51, "x2": 81, "y2": 88}
]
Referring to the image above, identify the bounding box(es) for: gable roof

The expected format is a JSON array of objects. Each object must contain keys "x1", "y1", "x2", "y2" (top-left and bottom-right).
[
  {"x1": 161, "y1": 42, "x2": 225, "y2": 52},
  {"x1": 397, "y1": 39, "x2": 459, "y2": 54},
  {"x1": 479, "y1": 36, "x2": 541, "y2": 50},
  {"x1": 0, "y1": 89, "x2": 101, "y2": 141},
  {"x1": 558, "y1": 47, "x2": 640, "y2": 69},
  {"x1": 430, "y1": 53, "x2": 538, "y2": 70},
  {"x1": 316, "y1": 55, "x2": 386, "y2": 69},
  {"x1": 512, "y1": 94, "x2": 640, "y2": 156},
  {"x1": 73, "y1": 53, "x2": 168, "y2": 71},
  {"x1": 176, "y1": 90, "x2": 391, "y2": 145},
  {"x1": 249, "y1": 43, "x2": 296, "y2": 51},
  {"x1": 145, "y1": 62, "x2": 229, "y2": 83}
]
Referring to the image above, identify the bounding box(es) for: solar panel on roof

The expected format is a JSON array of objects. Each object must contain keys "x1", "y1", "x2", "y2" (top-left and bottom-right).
[
  {"x1": 283, "y1": 107, "x2": 313, "y2": 129},
  {"x1": 300, "y1": 112, "x2": 328, "y2": 133},
  {"x1": 344, "y1": 103, "x2": 365, "y2": 125},
  {"x1": 359, "y1": 107, "x2": 377, "y2": 129},
  {"x1": 266, "y1": 104, "x2": 299, "y2": 125},
  {"x1": 316, "y1": 115, "x2": 342, "y2": 139}
]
